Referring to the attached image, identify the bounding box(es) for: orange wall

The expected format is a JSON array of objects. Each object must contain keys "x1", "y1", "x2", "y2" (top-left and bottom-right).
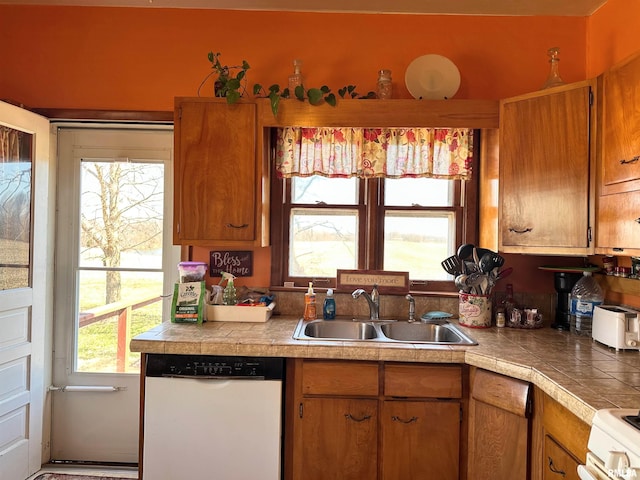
[
  {"x1": 0, "y1": 6, "x2": 587, "y2": 110},
  {"x1": 587, "y1": 0, "x2": 640, "y2": 76},
  {"x1": 0, "y1": 5, "x2": 634, "y2": 296}
]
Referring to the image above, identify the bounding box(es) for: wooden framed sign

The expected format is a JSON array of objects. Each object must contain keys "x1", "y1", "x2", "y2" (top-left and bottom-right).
[
  {"x1": 209, "y1": 250, "x2": 253, "y2": 277},
  {"x1": 336, "y1": 269, "x2": 410, "y2": 294}
]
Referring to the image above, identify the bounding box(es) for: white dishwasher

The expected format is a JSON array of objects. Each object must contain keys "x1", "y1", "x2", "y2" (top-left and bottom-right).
[{"x1": 142, "y1": 354, "x2": 284, "y2": 480}]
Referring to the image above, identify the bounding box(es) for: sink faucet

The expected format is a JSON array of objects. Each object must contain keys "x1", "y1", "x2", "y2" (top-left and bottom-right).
[
  {"x1": 352, "y1": 284, "x2": 380, "y2": 320},
  {"x1": 405, "y1": 294, "x2": 416, "y2": 322}
]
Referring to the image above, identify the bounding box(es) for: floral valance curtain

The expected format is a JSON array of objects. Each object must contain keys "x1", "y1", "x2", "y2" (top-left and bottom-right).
[{"x1": 275, "y1": 127, "x2": 473, "y2": 180}]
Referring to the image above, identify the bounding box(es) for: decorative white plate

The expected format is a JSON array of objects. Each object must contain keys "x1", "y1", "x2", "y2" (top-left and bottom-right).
[{"x1": 404, "y1": 54, "x2": 461, "y2": 100}]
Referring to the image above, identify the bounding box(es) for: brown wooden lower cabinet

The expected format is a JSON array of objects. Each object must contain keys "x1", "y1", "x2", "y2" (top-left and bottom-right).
[
  {"x1": 543, "y1": 434, "x2": 581, "y2": 480},
  {"x1": 299, "y1": 397, "x2": 378, "y2": 480},
  {"x1": 467, "y1": 368, "x2": 532, "y2": 480},
  {"x1": 286, "y1": 359, "x2": 463, "y2": 480},
  {"x1": 380, "y1": 400, "x2": 460, "y2": 480},
  {"x1": 285, "y1": 361, "x2": 588, "y2": 480},
  {"x1": 532, "y1": 388, "x2": 590, "y2": 480}
]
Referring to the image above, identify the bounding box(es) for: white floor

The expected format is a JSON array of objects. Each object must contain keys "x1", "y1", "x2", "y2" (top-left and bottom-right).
[{"x1": 26, "y1": 465, "x2": 138, "y2": 479}]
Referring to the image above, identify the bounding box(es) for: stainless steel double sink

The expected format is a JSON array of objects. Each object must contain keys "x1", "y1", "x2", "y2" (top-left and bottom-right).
[{"x1": 292, "y1": 318, "x2": 478, "y2": 345}]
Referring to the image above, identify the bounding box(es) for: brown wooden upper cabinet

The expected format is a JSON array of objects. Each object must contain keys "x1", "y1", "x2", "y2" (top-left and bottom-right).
[
  {"x1": 601, "y1": 51, "x2": 640, "y2": 195},
  {"x1": 498, "y1": 80, "x2": 595, "y2": 255},
  {"x1": 596, "y1": 51, "x2": 640, "y2": 254},
  {"x1": 173, "y1": 97, "x2": 268, "y2": 246}
]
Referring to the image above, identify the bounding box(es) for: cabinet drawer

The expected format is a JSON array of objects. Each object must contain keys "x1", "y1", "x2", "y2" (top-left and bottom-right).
[
  {"x1": 384, "y1": 364, "x2": 462, "y2": 398},
  {"x1": 301, "y1": 360, "x2": 379, "y2": 396}
]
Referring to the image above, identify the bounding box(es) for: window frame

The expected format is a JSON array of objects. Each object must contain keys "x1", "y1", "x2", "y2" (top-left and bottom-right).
[{"x1": 270, "y1": 129, "x2": 480, "y2": 293}]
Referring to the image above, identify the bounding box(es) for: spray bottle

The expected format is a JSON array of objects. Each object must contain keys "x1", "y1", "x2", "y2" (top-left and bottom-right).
[
  {"x1": 303, "y1": 282, "x2": 317, "y2": 320},
  {"x1": 222, "y1": 272, "x2": 237, "y2": 305}
]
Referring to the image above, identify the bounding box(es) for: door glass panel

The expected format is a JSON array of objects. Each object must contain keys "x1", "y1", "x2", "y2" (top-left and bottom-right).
[
  {"x1": 0, "y1": 126, "x2": 33, "y2": 290},
  {"x1": 289, "y1": 208, "x2": 358, "y2": 276},
  {"x1": 383, "y1": 211, "x2": 455, "y2": 280},
  {"x1": 77, "y1": 159, "x2": 165, "y2": 373}
]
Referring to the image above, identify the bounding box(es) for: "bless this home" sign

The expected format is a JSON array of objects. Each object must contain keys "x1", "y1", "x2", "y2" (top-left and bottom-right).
[{"x1": 209, "y1": 250, "x2": 253, "y2": 277}]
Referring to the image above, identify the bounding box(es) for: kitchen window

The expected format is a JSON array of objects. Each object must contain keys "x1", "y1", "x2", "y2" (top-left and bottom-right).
[{"x1": 270, "y1": 128, "x2": 479, "y2": 292}]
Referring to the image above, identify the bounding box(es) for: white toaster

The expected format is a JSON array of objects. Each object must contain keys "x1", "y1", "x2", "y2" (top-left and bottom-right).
[{"x1": 592, "y1": 305, "x2": 640, "y2": 351}]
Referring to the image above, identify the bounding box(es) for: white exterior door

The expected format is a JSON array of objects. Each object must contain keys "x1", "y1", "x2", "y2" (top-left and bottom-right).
[
  {"x1": 51, "y1": 126, "x2": 176, "y2": 463},
  {"x1": 0, "y1": 102, "x2": 52, "y2": 479}
]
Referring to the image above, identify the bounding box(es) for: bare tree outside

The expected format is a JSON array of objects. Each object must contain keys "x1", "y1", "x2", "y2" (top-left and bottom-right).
[{"x1": 80, "y1": 161, "x2": 164, "y2": 304}]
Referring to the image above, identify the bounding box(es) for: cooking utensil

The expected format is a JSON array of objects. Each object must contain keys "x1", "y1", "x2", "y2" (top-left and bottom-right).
[
  {"x1": 454, "y1": 274, "x2": 468, "y2": 292},
  {"x1": 463, "y1": 272, "x2": 484, "y2": 294},
  {"x1": 496, "y1": 267, "x2": 513, "y2": 280},
  {"x1": 457, "y1": 243, "x2": 475, "y2": 261},
  {"x1": 441, "y1": 255, "x2": 463, "y2": 275},
  {"x1": 479, "y1": 252, "x2": 498, "y2": 273}
]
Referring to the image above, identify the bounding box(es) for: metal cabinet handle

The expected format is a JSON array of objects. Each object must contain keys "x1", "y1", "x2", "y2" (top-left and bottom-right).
[
  {"x1": 547, "y1": 456, "x2": 566, "y2": 477},
  {"x1": 620, "y1": 155, "x2": 640, "y2": 165},
  {"x1": 225, "y1": 223, "x2": 249, "y2": 229},
  {"x1": 391, "y1": 415, "x2": 418, "y2": 424},
  {"x1": 344, "y1": 413, "x2": 371, "y2": 422},
  {"x1": 508, "y1": 227, "x2": 533, "y2": 234}
]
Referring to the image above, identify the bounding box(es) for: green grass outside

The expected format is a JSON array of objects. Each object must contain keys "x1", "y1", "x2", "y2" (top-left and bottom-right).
[{"x1": 77, "y1": 275, "x2": 164, "y2": 373}]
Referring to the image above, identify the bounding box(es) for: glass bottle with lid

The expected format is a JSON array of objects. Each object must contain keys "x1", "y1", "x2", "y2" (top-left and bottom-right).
[
  {"x1": 542, "y1": 47, "x2": 565, "y2": 89},
  {"x1": 377, "y1": 69, "x2": 393, "y2": 99},
  {"x1": 288, "y1": 59, "x2": 304, "y2": 92}
]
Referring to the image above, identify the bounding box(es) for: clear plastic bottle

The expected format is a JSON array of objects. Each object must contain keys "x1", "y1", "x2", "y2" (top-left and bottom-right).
[
  {"x1": 570, "y1": 271, "x2": 604, "y2": 336},
  {"x1": 323, "y1": 288, "x2": 336, "y2": 320}
]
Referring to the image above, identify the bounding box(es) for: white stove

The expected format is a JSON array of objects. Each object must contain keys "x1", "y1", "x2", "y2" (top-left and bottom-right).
[{"x1": 579, "y1": 409, "x2": 640, "y2": 479}]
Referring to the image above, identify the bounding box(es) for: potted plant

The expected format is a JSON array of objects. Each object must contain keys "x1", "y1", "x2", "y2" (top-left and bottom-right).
[{"x1": 199, "y1": 51, "x2": 250, "y2": 104}]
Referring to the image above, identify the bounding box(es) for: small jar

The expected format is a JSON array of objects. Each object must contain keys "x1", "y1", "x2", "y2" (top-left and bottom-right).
[
  {"x1": 603, "y1": 255, "x2": 616, "y2": 275},
  {"x1": 496, "y1": 312, "x2": 506, "y2": 328},
  {"x1": 377, "y1": 69, "x2": 392, "y2": 99}
]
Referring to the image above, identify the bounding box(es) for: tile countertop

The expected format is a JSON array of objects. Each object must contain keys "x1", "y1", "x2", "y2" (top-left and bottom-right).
[{"x1": 130, "y1": 316, "x2": 640, "y2": 426}]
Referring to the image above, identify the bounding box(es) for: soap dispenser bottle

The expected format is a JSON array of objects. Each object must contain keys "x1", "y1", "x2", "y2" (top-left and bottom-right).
[
  {"x1": 303, "y1": 282, "x2": 317, "y2": 320},
  {"x1": 323, "y1": 288, "x2": 336, "y2": 320}
]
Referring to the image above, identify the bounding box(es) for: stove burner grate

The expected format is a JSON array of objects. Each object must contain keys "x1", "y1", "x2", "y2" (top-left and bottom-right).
[{"x1": 623, "y1": 413, "x2": 640, "y2": 431}]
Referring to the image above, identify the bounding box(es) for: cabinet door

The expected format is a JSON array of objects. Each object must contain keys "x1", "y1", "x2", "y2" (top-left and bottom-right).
[
  {"x1": 381, "y1": 400, "x2": 460, "y2": 480},
  {"x1": 499, "y1": 82, "x2": 592, "y2": 254},
  {"x1": 596, "y1": 191, "x2": 640, "y2": 252},
  {"x1": 174, "y1": 99, "x2": 257, "y2": 244},
  {"x1": 298, "y1": 398, "x2": 377, "y2": 480},
  {"x1": 602, "y1": 52, "x2": 640, "y2": 194},
  {"x1": 544, "y1": 435, "x2": 580, "y2": 480},
  {"x1": 468, "y1": 369, "x2": 531, "y2": 480}
]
